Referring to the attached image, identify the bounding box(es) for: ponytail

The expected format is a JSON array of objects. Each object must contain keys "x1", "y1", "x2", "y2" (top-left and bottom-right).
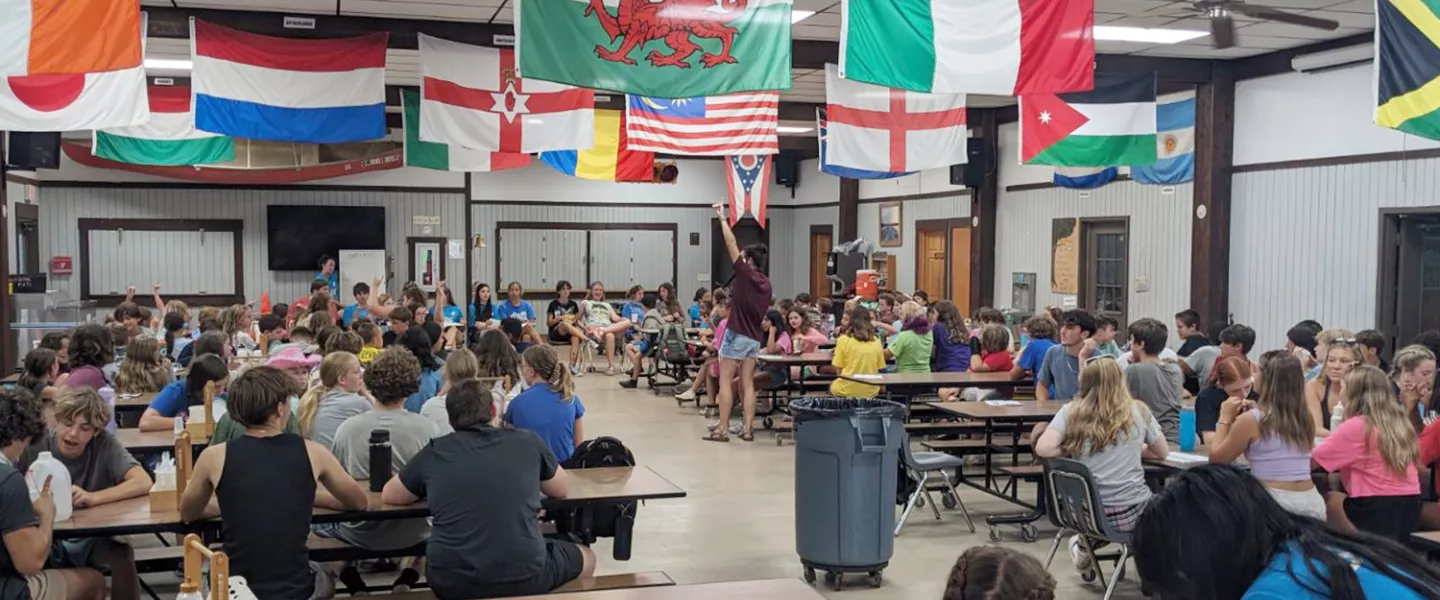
[
  {"x1": 296, "y1": 352, "x2": 357, "y2": 438},
  {"x1": 522, "y1": 345, "x2": 574, "y2": 401}
]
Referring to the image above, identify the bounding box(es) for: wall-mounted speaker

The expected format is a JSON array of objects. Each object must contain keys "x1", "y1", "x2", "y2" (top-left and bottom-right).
[
  {"x1": 774, "y1": 151, "x2": 801, "y2": 188},
  {"x1": 950, "y1": 140, "x2": 993, "y2": 188},
  {"x1": 6, "y1": 132, "x2": 60, "y2": 170}
]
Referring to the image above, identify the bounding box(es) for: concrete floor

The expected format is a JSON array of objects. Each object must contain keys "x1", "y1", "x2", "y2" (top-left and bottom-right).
[{"x1": 129, "y1": 375, "x2": 1149, "y2": 599}]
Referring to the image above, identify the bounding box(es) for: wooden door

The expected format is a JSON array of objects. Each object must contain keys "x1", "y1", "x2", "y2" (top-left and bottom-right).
[
  {"x1": 950, "y1": 226, "x2": 972, "y2": 316},
  {"x1": 917, "y1": 229, "x2": 947, "y2": 299},
  {"x1": 809, "y1": 231, "x2": 832, "y2": 298}
]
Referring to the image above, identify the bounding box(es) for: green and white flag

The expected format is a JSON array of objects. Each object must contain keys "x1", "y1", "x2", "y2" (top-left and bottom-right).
[
  {"x1": 93, "y1": 84, "x2": 234, "y2": 166},
  {"x1": 1020, "y1": 73, "x2": 1157, "y2": 167},
  {"x1": 402, "y1": 89, "x2": 531, "y2": 173},
  {"x1": 516, "y1": 0, "x2": 793, "y2": 98}
]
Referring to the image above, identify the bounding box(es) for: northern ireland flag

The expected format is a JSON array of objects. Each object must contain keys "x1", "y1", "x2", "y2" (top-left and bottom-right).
[
  {"x1": 94, "y1": 83, "x2": 234, "y2": 166},
  {"x1": 402, "y1": 88, "x2": 530, "y2": 172},
  {"x1": 726, "y1": 154, "x2": 772, "y2": 227},
  {"x1": 0, "y1": 7, "x2": 148, "y2": 132},
  {"x1": 192, "y1": 19, "x2": 388, "y2": 143},
  {"x1": 419, "y1": 34, "x2": 594, "y2": 153},
  {"x1": 823, "y1": 64, "x2": 967, "y2": 173}
]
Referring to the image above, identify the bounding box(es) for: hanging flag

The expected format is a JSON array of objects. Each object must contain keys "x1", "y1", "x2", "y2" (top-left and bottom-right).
[
  {"x1": 824, "y1": 64, "x2": 967, "y2": 173},
  {"x1": 1376, "y1": 0, "x2": 1440, "y2": 140},
  {"x1": 419, "y1": 34, "x2": 594, "y2": 153},
  {"x1": 1053, "y1": 167, "x2": 1117, "y2": 189},
  {"x1": 401, "y1": 89, "x2": 530, "y2": 173},
  {"x1": 538, "y1": 110, "x2": 654, "y2": 181},
  {"x1": 93, "y1": 84, "x2": 234, "y2": 167},
  {"x1": 1020, "y1": 73, "x2": 1156, "y2": 166},
  {"x1": 816, "y1": 109, "x2": 910, "y2": 180},
  {"x1": 839, "y1": 0, "x2": 1094, "y2": 95},
  {"x1": 515, "y1": 0, "x2": 793, "y2": 98},
  {"x1": 1132, "y1": 91, "x2": 1194, "y2": 185},
  {"x1": 192, "y1": 19, "x2": 388, "y2": 143},
  {"x1": 726, "y1": 155, "x2": 772, "y2": 227},
  {"x1": 625, "y1": 92, "x2": 778, "y2": 156},
  {"x1": 0, "y1": 0, "x2": 142, "y2": 76},
  {"x1": 0, "y1": 68, "x2": 149, "y2": 132}
]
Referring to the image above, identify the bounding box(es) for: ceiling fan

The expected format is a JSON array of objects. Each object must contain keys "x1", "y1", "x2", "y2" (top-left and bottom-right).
[{"x1": 1175, "y1": 1, "x2": 1341, "y2": 49}]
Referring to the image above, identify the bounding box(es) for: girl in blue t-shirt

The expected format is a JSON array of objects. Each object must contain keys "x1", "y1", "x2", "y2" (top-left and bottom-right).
[
  {"x1": 507, "y1": 345, "x2": 586, "y2": 464},
  {"x1": 138, "y1": 354, "x2": 229, "y2": 432},
  {"x1": 688, "y1": 287, "x2": 710, "y2": 328},
  {"x1": 399, "y1": 328, "x2": 445, "y2": 413},
  {"x1": 1132, "y1": 465, "x2": 1440, "y2": 600},
  {"x1": 494, "y1": 281, "x2": 543, "y2": 347}
]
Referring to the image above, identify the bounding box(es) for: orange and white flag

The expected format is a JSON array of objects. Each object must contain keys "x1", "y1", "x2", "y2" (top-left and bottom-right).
[
  {"x1": 0, "y1": 0, "x2": 143, "y2": 76},
  {"x1": 0, "y1": 3, "x2": 148, "y2": 131}
]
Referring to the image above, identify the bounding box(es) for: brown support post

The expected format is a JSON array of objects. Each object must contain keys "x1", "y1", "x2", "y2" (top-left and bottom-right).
[
  {"x1": 970, "y1": 109, "x2": 998, "y2": 310},
  {"x1": 838, "y1": 178, "x2": 858, "y2": 241},
  {"x1": 0, "y1": 138, "x2": 10, "y2": 374},
  {"x1": 463, "y1": 172, "x2": 473, "y2": 314},
  {"x1": 1191, "y1": 64, "x2": 1235, "y2": 324}
]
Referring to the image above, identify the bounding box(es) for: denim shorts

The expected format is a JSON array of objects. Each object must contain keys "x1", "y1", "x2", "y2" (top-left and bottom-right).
[{"x1": 719, "y1": 329, "x2": 762, "y2": 360}]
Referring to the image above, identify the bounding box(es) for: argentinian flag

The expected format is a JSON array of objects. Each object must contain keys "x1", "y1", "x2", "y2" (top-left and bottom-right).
[{"x1": 1132, "y1": 91, "x2": 1195, "y2": 185}]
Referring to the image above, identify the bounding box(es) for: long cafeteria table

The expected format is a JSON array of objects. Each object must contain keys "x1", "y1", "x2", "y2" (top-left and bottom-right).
[
  {"x1": 839, "y1": 371, "x2": 1034, "y2": 400},
  {"x1": 410, "y1": 579, "x2": 825, "y2": 600},
  {"x1": 55, "y1": 466, "x2": 685, "y2": 559},
  {"x1": 117, "y1": 428, "x2": 209, "y2": 453}
]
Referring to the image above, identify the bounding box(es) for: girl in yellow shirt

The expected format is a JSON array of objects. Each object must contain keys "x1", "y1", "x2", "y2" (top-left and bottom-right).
[{"x1": 830, "y1": 307, "x2": 886, "y2": 398}]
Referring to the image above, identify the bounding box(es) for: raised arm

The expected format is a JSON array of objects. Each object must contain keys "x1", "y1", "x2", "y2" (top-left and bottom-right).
[
  {"x1": 366, "y1": 278, "x2": 396, "y2": 320},
  {"x1": 152, "y1": 282, "x2": 166, "y2": 315},
  {"x1": 713, "y1": 203, "x2": 741, "y2": 262}
]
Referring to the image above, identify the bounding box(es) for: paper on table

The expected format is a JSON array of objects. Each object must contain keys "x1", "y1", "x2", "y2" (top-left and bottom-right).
[
  {"x1": 1166, "y1": 452, "x2": 1208, "y2": 463},
  {"x1": 757, "y1": 354, "x2": 782, "y2": 360},
  {"x1": 983, "y1": 400, "x2": 1021, "y2": 406},
  {"x1": 850, "y1": 374, "x2": 882, "y2": 380}
]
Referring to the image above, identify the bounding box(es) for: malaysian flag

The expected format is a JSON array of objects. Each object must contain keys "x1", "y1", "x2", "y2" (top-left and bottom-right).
[{"x1": 625, "y1": 93, "x2": 779, "y2": 155}]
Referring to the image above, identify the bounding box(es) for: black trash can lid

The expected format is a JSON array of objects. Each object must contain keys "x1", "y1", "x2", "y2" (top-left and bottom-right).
[{"x1": 790, "y1": 397, "x2": 906, "y2": 423}]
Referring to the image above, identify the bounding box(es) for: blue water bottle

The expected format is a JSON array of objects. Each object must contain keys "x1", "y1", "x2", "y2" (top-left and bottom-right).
[{"x1": 1179, "y1": 407, "x2": 1196, "y2": 451}]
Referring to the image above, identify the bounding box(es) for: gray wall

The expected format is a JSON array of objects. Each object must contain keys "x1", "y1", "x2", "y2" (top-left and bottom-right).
[
  {"x1": 1231, "y1": 159, "x2": 1440, "y2": 351},
  {"x1": 40, "y1": 187, "x2": 467, "y2": 304},
  {"x1": 993, "y1": 180, "x2": 1193, "y2": 337},
  {"x1": 856, "y1": 192, "x2": 972, "y2": 293},
  {"x1": 772, "y1": 205, "x2": 838, "y2": 300}
]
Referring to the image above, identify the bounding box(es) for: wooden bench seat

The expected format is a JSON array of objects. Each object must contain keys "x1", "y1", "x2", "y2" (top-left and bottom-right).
[
  {"x1": 381, "y1": 572, "x2": 675, "y2": 598},
  {"x1": 133, "y1": 536, "x2": 425, "y2": 568},
  {"x1": 903, "y1": 421, "x2": 985, "y2": 434},
  {"x1": 921, "y1": 435, "x2": 1033, "y2": 454},
  {"x1": 996, "y1": 464, "x2": 1045, "y2": 477}
]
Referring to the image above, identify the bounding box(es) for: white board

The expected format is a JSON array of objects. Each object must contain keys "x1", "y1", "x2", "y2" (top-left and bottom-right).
[{"x1": 339, "y1": 250, "x2": 386, "y2": 305}]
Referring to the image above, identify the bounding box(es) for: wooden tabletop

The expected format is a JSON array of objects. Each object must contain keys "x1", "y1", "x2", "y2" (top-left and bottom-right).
[
  {"x1": 757, "y1": 352, "x2": 833, "y2": 365},
  {"x1": 55, "y1": 466, "x2": 685, "y2": 538},
  {"x1": 114, "y1": 392, "x2": 158, "y2": 408},
  {"x1": 505, "y1": 579, "x2": 822, "y2": 600},
  {"x1": 116, "y1": 428, "x2": 209, "y2": 451},
  {"x1": 928, "y1": 400, "x2": 1065, "y2": 420},
  {"x1": 840, "y1": 372, "x2": 1032, "y2": 388}
]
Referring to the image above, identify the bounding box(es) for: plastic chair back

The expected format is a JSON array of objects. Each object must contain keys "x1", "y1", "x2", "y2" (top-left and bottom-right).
[{"x1": 1044, "y1": 458, "x2": 1125, "y2": 542}]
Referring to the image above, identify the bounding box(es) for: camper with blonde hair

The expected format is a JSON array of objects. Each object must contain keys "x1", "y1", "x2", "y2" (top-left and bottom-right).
[{"x1": 295, "y1": 352, "x2": 371, "y2": 449}]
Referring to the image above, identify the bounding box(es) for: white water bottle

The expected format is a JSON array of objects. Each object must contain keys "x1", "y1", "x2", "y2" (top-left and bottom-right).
[
  {"x1": 27, "y1": 452, "x2": 73, "y2": 521},
  {"x1": 1330, "y1": 403, "x2": 1345, "y2": 432}
]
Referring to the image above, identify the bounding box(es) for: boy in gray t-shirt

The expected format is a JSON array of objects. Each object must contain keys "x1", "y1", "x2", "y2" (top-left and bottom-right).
[{"x1": 1123, "y1": 318, "x2": 1185, "y2": 445}]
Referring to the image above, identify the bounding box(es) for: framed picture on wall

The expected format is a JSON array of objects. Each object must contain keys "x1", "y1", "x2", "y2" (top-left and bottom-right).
[
  {"x1": 879, "y1": 201, "x2": 903, "y2": 247},
  {"x1": 408, "y1": 237, "x2": 446, "y2": 294}
]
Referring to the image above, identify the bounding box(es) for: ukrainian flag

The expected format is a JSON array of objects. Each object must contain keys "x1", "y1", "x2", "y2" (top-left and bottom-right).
[
  {"x1": 1376, "y1": 1, "x2": 1440, "y2": 140},
  {"x1": 539, "y1": 110, "x2": 655, "y2": 182}
]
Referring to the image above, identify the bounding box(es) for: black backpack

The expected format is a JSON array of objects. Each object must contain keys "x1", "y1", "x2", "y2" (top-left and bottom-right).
[
  {"x1": 567, "y1": 436, "x2": 635, "y2": 469},
  {"x1": 557, "y1": 437, "x2": 637, "y2": 558}
]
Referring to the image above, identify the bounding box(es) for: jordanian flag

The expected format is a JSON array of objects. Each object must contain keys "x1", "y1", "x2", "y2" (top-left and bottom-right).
[
  {"x1": 93, "y1": 84, "x2": 234, "y2": 166},
  {"x1": 1376, "y1": 0, "x2": 1440, "y2": 141},
  {"x1": 1019, "y1": 73, "x2": 1156, "y2": 167}
]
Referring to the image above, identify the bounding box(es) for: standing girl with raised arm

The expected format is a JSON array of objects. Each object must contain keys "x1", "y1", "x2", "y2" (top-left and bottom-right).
[{"x1": 702, "y1": 204, "x2": 772, "y2": 443}]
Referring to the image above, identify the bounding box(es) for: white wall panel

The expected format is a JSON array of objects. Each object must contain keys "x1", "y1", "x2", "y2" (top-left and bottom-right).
[
  {"x1": 993, "y1": 181, "x2": 1193, "y2": 339},
  {"x1": 1231, "y1": 159, "x2": 1440, "y2": 351},
  {"x1": 856, "y1": 193, "x2": 972, "y2": 294},
  {"x1": 39, "y1": 187, "x2": 466, "y2": 304}
]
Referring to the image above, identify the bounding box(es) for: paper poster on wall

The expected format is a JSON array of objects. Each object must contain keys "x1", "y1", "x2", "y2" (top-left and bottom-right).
[
  {"x1": 1051, "y1": 218, "x2": 1079, "y2": 295},
  {"x1": 448, "y1": 239, "x2": 463, "y2": 259},
  {"x1": 339, "y1": 250, "x2": 386, "y2": 305}
]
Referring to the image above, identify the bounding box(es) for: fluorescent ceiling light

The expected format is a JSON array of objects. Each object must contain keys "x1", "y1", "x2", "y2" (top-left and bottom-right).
[
  {"x1": 144, "y1": 58, "x2": 193, "y2": 70},
  {"x1": 1093, "y1": 26, "x2": 1207, "y2": 45},
  {"x1": 792, "y1": 10, "x2": 815, "y2": 24},
  {"x1": 777, "y1": 126, "x2": 812, "y2": 134}
]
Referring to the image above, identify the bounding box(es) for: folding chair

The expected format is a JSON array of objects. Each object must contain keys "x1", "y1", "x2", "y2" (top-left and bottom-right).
[
  {"x1": 1042, "y1": 458, "x2": 1134, "y2": 600},
  {"x1": 895, "y1": 432, "x2": 975, "y2": 537}
]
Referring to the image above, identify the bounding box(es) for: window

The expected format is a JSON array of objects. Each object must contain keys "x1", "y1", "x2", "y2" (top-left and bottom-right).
[{"x1": 1080, "y1": 219, "x2": 1128, "y2": 325}]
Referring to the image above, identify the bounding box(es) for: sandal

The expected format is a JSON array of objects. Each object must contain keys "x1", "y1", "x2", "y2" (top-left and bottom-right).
[
  {"x1": 739, "y1": 431, "x2": 755, "y2": 442},
  {"x1": 606, "y1": 366, "x2": 617, "y2": 376},
  {"x1": 701, "y1": 431, "x2": 730, "y2": 443}
]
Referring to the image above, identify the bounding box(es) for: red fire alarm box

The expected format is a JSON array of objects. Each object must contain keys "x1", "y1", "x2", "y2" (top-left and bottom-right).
[{"x1": 50, "y1": 256, "x2": 73, "y2": 275}]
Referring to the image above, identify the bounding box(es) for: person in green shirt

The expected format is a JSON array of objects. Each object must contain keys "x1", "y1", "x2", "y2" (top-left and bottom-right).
[
  {"x1": 1090, "y1": 314, "x2": 1124, "y2": 359},
  {"x1": 885, "y1": 301, "x2": 933, "y2": 374}
]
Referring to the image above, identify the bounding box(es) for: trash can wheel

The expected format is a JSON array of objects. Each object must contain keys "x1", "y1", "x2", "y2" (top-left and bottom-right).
[
  {"x1": 803, "y1": 566, "x2": 816, "y2": 584},
  {"x1": 762, "y1": 417, "x2": 774, "y2": 429},
  {"x1": 867, "y1": 571, "x2": 883, "y2": 588},
  {"x1": 824, "y1": 571, "x2": 842, "y2": 591}
]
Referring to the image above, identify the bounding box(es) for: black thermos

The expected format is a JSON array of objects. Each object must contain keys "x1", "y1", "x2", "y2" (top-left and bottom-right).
[{"x1": 369, "y1": 429, "x2": 391, "y2": 492}]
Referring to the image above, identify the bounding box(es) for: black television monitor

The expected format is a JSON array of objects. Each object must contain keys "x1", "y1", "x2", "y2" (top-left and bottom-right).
[{"x1": 266, "y1": 205, "x2": 385, "y2": 271}]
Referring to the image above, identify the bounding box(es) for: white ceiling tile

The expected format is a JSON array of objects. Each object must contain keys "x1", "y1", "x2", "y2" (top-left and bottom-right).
[
  {"x1": 802, "y1": 11, "x2": 840, "y2": 27},
  {"x1": 179, "y1": 0, "x2": 335, "y2": 13},
  {"x1": 492, "y1": 5, "x2": 513, "y2": 22},
  {"x1": 793, "y1": 24, "x2": 838, "y2": 41},
  {"x1": 1244, "y1": 0, "x2": 1350, "y2": 9},
  {"x1": 1325, "y1": 0, "x2": 1374, "y2": 13},
  {"x1": 1308, "y1": 9, "x2": 1374, "y2": 28},
  {"x1": 1238, "y1": 19, "x2": 1366, "y2": 39},
  {"x1": 793, "y1": 0, "x2": 837, "y2": 11},
  {"x1": 342, "y1": 0, "x2": 495, "y2": 22},
  {"x1": 1138, "y1": 45, "x2": 1265, "y2": 58},
  {"x1": 1096, "y1": 39, "x2": 1169, "y2": 54}
]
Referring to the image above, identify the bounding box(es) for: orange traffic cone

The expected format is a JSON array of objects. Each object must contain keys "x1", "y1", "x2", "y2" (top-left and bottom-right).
[{"x1": 260, "y1": 292, "x2": 270, "y2": 315}]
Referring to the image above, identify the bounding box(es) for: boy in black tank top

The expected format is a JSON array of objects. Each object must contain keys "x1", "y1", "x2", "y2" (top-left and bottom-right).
[{"x1": 180, "y1": 366, "x2": 369, "y2": 600}]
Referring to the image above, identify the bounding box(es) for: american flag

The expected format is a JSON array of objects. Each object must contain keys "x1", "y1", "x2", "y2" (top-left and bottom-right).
[{"x1": 625, "y1": 92, "x2": 779, "y2": 156}]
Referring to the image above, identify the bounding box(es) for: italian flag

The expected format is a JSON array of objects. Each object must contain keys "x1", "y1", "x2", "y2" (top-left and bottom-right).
[
  {"x1": 1020, "y1": 73, "x2": 1157, "y2": 167},
  {"x1": 402, "y1": 88, "x2": 530, "y2": 172},
  {"x1": 93, "y1": 84, "x2": 234, "y2": 166},
  {"x1": 839, "y1": 0, "x2": 1094, "y2": 95}
]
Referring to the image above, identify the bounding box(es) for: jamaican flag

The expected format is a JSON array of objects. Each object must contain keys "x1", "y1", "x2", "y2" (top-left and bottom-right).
[{"x1": 1376, "y1": 1, "x2": 1440, "y2": 140}]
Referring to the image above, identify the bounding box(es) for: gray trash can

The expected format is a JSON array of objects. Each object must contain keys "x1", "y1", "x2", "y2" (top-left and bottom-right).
[{"x1": 791, "y1": 397, "x2": 906, "y2": 590}]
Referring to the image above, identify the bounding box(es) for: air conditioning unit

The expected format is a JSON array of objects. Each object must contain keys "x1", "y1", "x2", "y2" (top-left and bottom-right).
[{"x1": 1291, "y1": 43, "x2": 1373, "y2": 74}]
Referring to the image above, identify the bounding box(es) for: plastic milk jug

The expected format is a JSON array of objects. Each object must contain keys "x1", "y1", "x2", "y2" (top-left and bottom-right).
[{"x1": 27, "y1": 452, "x2": 73, "y2": 521}]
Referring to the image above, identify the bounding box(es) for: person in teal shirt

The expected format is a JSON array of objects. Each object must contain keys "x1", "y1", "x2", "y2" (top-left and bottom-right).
[
  {"x1": 1090, "y1": 314, "x2": 1123, "y2": 358},
  {"x1": 316, "y1": 254, "x2": 339, "y2": 298},
  {"x1": 1132, "y1": 465, "x2": 1440, "y2": 600}
]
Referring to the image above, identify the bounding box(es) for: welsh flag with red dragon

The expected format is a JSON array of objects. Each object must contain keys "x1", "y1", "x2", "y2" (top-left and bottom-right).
[{"x1": 516, "y1": 0, "x2": 793, "y2": 99}]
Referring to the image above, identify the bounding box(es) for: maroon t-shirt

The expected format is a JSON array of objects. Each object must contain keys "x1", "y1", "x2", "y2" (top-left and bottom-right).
[{"x1": 728, "y1": 258, "x2": 772, "y2": 341}]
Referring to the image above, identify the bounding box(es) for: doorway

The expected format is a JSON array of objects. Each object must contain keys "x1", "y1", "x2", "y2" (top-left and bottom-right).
[
  {"x1": 1378, "y1": 210, "x2": 1440, "y2": 355},
  {"x1": 809, "y1": 224, "x2": 832, "y2": 298},
  {"x1": 914, "y1": 218, "x2": 973, "y2": 315},
  {"x1": 711, "y1": 217, "x2": 769, "y2": 287},
  {"x1": 1079, "y1": 219, "x2": 1129, "y2": 326}
]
